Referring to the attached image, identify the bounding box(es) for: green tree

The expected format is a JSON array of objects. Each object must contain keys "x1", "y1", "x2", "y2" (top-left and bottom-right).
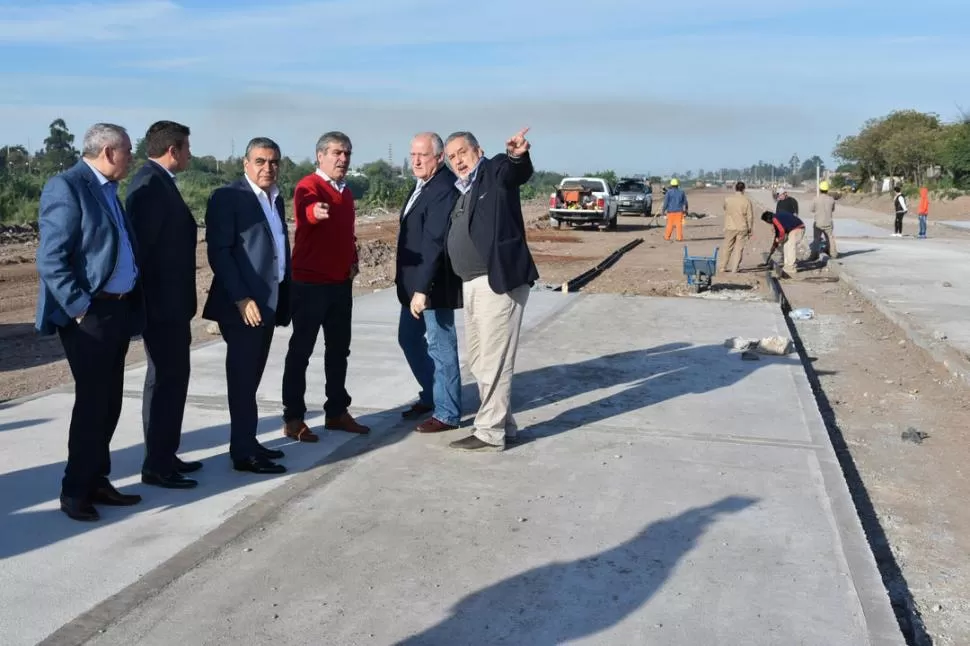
[
  {"x1": 40, "y1": 119, "x2": 79, "y2": 172},
  {"x1": 939, "y1": 119, "x2": 970, "y2": 188}
]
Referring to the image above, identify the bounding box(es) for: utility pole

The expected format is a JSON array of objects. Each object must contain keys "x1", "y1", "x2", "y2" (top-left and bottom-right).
[
  {"x1": 388, "y1": 144, "x2": 393, "y2": 166},
  {"x1": 816, "y1": 160, "x2": 821, "y2": 197}
]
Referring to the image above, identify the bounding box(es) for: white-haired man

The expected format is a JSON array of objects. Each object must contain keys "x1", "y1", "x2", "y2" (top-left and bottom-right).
[{"x1": 36, "y1": 123, "x2": 143, "y2": 521}]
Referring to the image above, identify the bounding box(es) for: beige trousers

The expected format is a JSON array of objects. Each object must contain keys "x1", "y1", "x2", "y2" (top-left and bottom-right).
[
  {"x1": 811, "y1": 224, "x2": 837, "y2": 258},
  {"x1": 783, "y1": 228, "x2": 805, "y2": 274},
  {"x1": 463, "y1": 276, "x2": 530, "y2": 446},
  {"x1": 718, "y1": 229, "x2": 749, "y2": 273}
]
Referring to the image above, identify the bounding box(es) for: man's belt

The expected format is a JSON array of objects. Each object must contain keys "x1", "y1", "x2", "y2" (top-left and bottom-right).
[{"x1": 94, "y1": 291, "x2": 131, "y2": 300}]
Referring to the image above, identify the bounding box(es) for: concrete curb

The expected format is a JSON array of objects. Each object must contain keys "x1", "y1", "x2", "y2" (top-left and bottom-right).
[{"x1": 771, "y1": 271, "x2": 926, "y2": 646}]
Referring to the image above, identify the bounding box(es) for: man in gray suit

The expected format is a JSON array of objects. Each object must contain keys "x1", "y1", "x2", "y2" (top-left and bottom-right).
[
  {"x1": 202, "y1": 137, "x2": 291, "y2": 475},
  {"x1": 35, "y1": 123, "x2": 144, "y2": 521}
]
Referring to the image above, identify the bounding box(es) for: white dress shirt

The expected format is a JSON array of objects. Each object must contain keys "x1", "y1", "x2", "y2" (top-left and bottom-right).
[
  {"x1": 244, "y1": 175, "x2": 286, "y2": 284},
  {"x1": 402, "y1": 178, "x2": 427, "y2": 217}
]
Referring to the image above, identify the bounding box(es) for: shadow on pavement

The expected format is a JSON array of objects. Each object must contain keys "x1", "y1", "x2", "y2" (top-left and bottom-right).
[
  {"x1": 394, "y1": 496, "x2": 758, "y2": 645},
  {"x1": 0, "y1": 417, "x2": 52, "y2": 433},
  {"x1": 0, "y1": 409, "x2": 401, "y2": 560},
  {"x1": 505, "y1": 342, "x2": 800, "y2": 444}
]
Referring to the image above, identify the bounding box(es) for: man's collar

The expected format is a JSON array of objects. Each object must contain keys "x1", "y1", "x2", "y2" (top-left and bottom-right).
[
  {"x1": 316, "y1": 168, "x2": 346, "y2": 192},
  {"x1": 455, "y1": 157, "x2": 483, "y2": 194},
  {"x1": 83, "y1": 159, "x2": 111, "y2": 187},
  {"x1": 150, "y1": 158, "x2": 177, "y2": 179},
  {"x1": 244, "y1": 174, "x2": 279, "y2": 201}
]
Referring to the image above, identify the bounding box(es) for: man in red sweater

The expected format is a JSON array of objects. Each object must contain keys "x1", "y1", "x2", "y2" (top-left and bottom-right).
[{"x1": 281, "y1": 131, "x2": 369, "y2": 441}]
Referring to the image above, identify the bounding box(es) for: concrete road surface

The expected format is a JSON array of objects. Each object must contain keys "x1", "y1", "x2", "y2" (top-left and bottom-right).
[{"x1": 0, "y1": 290, "x2": 903, "y2": 645}]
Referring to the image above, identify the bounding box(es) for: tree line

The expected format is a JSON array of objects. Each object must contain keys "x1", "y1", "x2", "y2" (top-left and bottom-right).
[
  {"x1": 0, "y1": 119, "x2": 567, "y2": 224},
  {"x1": 833, "y1": 109, "x2": 970, "y2": 192}
]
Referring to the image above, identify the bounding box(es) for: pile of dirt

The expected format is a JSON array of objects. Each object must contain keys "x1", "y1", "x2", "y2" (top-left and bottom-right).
[
  {"x1": 357, "y1": 239, "x2": 395, "y2": 268},
  {"x1": 0, "y1": 223, "x2": 39, "y2": 245}
]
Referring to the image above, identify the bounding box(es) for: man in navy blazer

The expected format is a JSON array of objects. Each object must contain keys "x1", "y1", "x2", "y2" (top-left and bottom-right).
[
  {"x1": 395, "y1": 132, "x2": 463, "y2": 433},
  {"x1": 125, "y1": 120, "x2": 202, "y2": 489},
  {"x1": 35, "y1": 123, "x2": 145, "y2": 521},
  {"x1": 202, "y1": 137, "x2": 291, "y2": 475},
  {"x1": 442, "y1": 129, "x2": 538, "y2": 453}
]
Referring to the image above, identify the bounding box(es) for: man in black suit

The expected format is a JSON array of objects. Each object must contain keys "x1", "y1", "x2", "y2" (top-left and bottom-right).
[
  {"x1": 442, "y1": 129, "x2": 538, "y2": 452},
  {"x1": 395, "y1": 132, "x2": 463, "y2": 433},
  {"x1": 203, "y1": 137, "x2": 291, "y2": 474},
  {"x1": 126, "y1": 121, "x2": 202, "y2": 489}
]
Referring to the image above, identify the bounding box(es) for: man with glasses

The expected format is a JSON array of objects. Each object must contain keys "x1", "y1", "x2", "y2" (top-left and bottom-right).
[{"x1": 202, "y1": 137, "x2": 291, "y2": 474}]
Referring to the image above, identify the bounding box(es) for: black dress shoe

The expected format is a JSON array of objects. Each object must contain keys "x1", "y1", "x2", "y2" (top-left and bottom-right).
[
  {"x1": 60, "y1": 495, "x2": 100, "y2": 522},
  {"x1": 142, "y1": 470, "x2": 199, "y2": 489},
  {"x1": 91, "y1": 482, "x2": 142, "y2": 506},
  {"x1": 232, "y1": 456, "x2": 287, "y2": 474},
  {"x1": 174, "y1": 457, "x2": 203, "y2": 473},
  {"x1": 256, "y1": 444, "x2": 285, "y2": 460}
]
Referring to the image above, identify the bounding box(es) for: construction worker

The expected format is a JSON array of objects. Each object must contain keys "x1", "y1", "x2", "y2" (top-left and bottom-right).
[
  {"x1": 809, "y1": 180, "x2": 837, "y2": 259},
  {"x1": 662, "y1": 178, "x2": 688, "y2": 242},
  {"x1": 719, "y1": 181, "x2": 754, "y2": 272},
  {"x1": 762, "y1": 210, "x2": 805, "y2": 279},
  {"x1": 776, "y1": 187, "x2": 799, "y2": 217}
]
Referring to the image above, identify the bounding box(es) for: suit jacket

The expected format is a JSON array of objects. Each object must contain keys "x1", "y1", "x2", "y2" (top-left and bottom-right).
[
  {"x1": 201, "y1": 179, "x2": 291, "y2": 327},
  {"x1": 395, "y1": 166, "x2": 462, "y2": 310},
  {"x1": 125, "y1": 161, "x2": 198, "y2": 324},
  {"x1": 35, "y1": 160, "x2": 145, "y2": 336},
  {"x1": 456, "y1": 152, "x2": 539, "y2": 294}
]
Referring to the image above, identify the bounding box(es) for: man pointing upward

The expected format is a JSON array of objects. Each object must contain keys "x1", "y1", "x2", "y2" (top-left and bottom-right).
[{"x1": 443, "y1": 127, "x2": 538, "y2": 452}]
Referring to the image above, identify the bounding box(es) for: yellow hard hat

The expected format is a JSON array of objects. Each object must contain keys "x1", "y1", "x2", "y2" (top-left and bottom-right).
[
  {"x1": 819, "y1": 180, "x2": 830, "y2": 192},
  {"x1": 670, "y1": 178, "x2": 680, "y2": 187}
]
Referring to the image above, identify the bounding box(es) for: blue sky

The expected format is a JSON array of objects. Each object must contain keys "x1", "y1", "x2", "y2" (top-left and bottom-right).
[{"x1": 0, "y1": 0, "x2": 968, "y2": 174}]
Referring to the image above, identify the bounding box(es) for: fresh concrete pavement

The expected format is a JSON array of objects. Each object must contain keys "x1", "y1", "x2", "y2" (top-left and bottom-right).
[{"x1": 1, "y1": 286, "x2": 903, "y2": 645}]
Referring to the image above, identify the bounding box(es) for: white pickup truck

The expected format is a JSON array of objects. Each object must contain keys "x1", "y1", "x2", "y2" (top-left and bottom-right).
[{"x1": 547, "y1": 177, "x2": 618, "y2": 230}]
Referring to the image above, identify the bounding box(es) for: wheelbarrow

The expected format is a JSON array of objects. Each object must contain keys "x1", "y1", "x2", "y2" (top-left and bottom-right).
[{"x1": 683, "y1": 246, "x2": 719, "y2": 293}]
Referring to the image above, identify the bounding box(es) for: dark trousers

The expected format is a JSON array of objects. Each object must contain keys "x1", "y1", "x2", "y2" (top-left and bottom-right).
[
  {"x1": 220, "y1": 322, "x2": 274, "y2": 460},
  {"x1": 282, "y1": 281, "x2": 352, "y2": 421},
  {"x1": 141, "y1": 319, "x2": 192, "y2": 473},
  {"x1": 57, "y1": 299, "x2": 132, "y2": 498},
  {"x1": 895, "y1": 212, "x2": 905, "y2": 234}
]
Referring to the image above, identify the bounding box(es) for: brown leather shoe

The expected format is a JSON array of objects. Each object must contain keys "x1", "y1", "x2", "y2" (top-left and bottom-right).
[
  {"x1": 283, "y1": 420, "x2": 319, "y2": 442},
  {"x1": 416, "y1": 417, "x2": 459, "y2": 433},
  {"x1": 325, "y1": 412, "x2": 370, "y2": 434}
]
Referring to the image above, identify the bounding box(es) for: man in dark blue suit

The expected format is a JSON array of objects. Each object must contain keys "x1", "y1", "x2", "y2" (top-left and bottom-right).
[
  {"x1": 126, "y1": 121, "x2": 202, "y2": 489},
  {"x1": 395, "y1": 132, "x2": 463, "y2": 433},
  {"x1": 442, "y1": 129, "x2": 538, "y2": 452},
  {"x1": 202, "y1": 137, "x2": 291, "y2": 474},
  {"x1": 36, "y1": 123, "x2": 145, "y2": 521}
]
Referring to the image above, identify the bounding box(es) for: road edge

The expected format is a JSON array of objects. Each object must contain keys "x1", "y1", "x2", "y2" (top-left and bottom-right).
[{"x1": 770, "y1": 271, "x2": 929, "y2": 646}]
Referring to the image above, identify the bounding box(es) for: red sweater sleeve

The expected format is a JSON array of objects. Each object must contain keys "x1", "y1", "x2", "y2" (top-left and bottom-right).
[{"x1": 294, "y1": 178, "x2": 325, "y2": 226}]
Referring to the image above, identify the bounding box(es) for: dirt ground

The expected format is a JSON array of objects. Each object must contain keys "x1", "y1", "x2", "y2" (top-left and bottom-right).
[{"x1": 2, "y1": 188, "x2": 967, "y2": 644}]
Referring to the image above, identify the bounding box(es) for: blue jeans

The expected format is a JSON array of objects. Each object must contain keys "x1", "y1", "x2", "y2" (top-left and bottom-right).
[
  {"x1": 398, "y1": 306, "x2": 461, "y2": 425},
  {"x1": 918, "y1": 215, "x2": 927, "y2": 237}
]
